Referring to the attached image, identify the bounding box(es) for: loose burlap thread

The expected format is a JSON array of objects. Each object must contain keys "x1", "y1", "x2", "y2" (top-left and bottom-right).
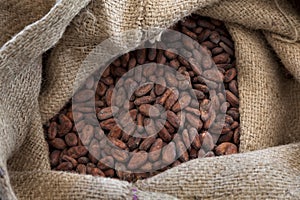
[{"x1": 0, "y1": 0, "x2": 299, "y2": 199}]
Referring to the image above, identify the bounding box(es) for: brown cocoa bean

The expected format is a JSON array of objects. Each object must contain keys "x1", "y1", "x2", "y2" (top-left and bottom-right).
[
  {"x1": 156, "y1": 50, "x2": 166, "y2": 64},
  {"x1": 65, "y1": 132, "x2": 78, "y2": 147},
  {"x1": 74, "y1": 89, "x2": 94, "y2": 102},
  {"x1": 58, "y1": 114, "x2": 73, "y2": 137},
  {"x1": 164, "y1": 49, "x2": 178, "y2": 59},
  {"x1": 213, "y1": 53, "x2": 230, "y2": 64},
  {"x1": 127, "y1": 151, "x2": 148, "y2": 170},
  {"x1": 48, "y1": 122, "x2": 58, "y2": 140},
  {"x1": 50, "y1": 150, "x2": 61, "y2": 167},
  {"x1": 112, "y1": 149, "x2": 129, "y2": 163},
  {"x1": 209, "y1": 31, "x2": 220, "y2": 44},
  {"x1": 190, "y1": 131, "x2": 201, "y2": 150},
  {"x1": 97, "y1": 106, "x2": 119, "y2": 121},
  {"x1": 231, "y1": 121, "x2": 239, "y2": 129},
  {"x1": 102, "y1": 76, "x2": 114, "y2": 86},
  {"x1": 139, "y1": 104, "x2": 160, "y2": 117},
  {"x1": 176, "y1": 140, "x2": 189, "y2": 162},
  {"x1": 182, "y1": 27, "x2": 197, "y2": 39},
  {"x1": 165, "y1": 72, "x2": 178, "y2": 87},
  {"x1": 97, "y1": 156, "x2": 114, "y2": 170},
  {"x1": 81, "y1": 125, "x2": 94, "y2": 145},
  {"x1": 78, "y1": 157, "x2": 89, "y2": 164},
  {"x1": 148, "y1": 48, "x2": 157, "y2": 61},
  {"x1": 233, "y1": 127, "x2": 240, "y2": 145},
  {"x1": 164, "y1": 121, "x2": 176, "y2": 134},
  {"x1": 166, "y1": 111, "x2": 180, "y2": 128},
  {"x1": 219, "y1": 42, "x2": 233, "y2": 56},
  {"x1": 158, "y1": 127, "x2": 172, "y2": 142},
  {"x1": 212, "y1": 47, "x2": 223, "y2": 55},
  {"x1": 104, "y1": 169, "x2": 115, "y2": 177},
  {"x1": 169, "y1": 59, "x2": 180, "y2": 69},
  {"x1": 201, "y1": 41, "x2": 217, "y2": 49},
  {"x1": 121, "y1": 53, "x2": 130, "y2": 67},
  {"x1": 61, "y1": 155, "x2": 78, "y2": 167},
  {"x1": 224, "y1": 68, "x2": 237, "y2": 83},
  {"x1": 109, "y1": 137, "x2": 127, "y2": 150},
  {"x1": 56, "y1": 162, "x2": 73, "y2": 171},
  {"x1": 198, "y1": 29, "x2": 211, "y2": 42},
  {"x1": 220, "y1": 35, "x2": 234, "y2": 48},
  {"x1": 139, "y1": 136, "x2": 156, "y2": 151},
  {"x1": 227, "y1": 108, "x2": 240, "y2": 121},
  {"x1": 100, "y1": 118, "x2": 116, "y2": 130},
  {"x1": 108, "y1": 126, "x2": 122, "y2": 139},
  {"x1": 105, "y1": 86, "x2": 114, "y2": 106},
  {"x1": 171, "y1": 102, "x2": 181, "y2": 112},
  {"x1": 182, "y1": 18, "x2": 197, "y2": 28},
  {"x1": 186, "y1": 113, "x2": 203, "y2": 130},
  {"x1": 201, "y1": 131, "x2": 215, "y2": 151},
  {"x1": 178, "y1": 94, "x2": 191, "y2": 109},
  {"x1": 203, "y1": 69, "x2": 224, "y2": 82},
  {"x1": 127, "y1": 137, "x2": 141, "y2": 150},
  {"x1": 49, "y1": 138, "x2": 67, "y2": 150},
  {"x1": 218, "y1": 131, "x2": 234, "y2": 143},
  {"x1": 229, "y1": 80, "x2": 238, "y2": 96},
  {"x1": 91, "y1": 167, "x2": 105, "y2": 177},
  {"x1": 162, "y1": 142, "x2": 176, "y2": 165},
  {"x1": 68, "y1": 146, "x2": 88, "y2": 159},
  {"x1": 215, "y1": 142, "x2": 237, "y2": 155},
  {"x1": 189, "y1": 148, "x2": 198, "y2": 159},
  {"x1": 149, "y1": 139, "x2": 163, "y2": 162},
  {"x1": 134, "y1": 96, "x2": 155, "y2": 106},
  {"x1": 135, "y1": 83, "x2": 153, "y2": 97},
  {"x1": 165, "y1": 89, "x2": 179, "y2": 110},
  {"x1": 76, "y1": 164, "x2": 87, "y2": 174},
  {"x1": 226, "y1": 90, "x2": 239, "y2": 107},
  {"x1": 96, "y1": 82, "x2": 107, "y2": 97}
]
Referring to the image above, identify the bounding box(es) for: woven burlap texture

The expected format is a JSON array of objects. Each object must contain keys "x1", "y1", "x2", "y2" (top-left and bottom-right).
[{"x1": 0, "y1": 0, "x2": 299, "y2": 199}]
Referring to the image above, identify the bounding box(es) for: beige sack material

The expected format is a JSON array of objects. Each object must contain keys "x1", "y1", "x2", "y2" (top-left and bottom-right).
[{"x1": 0, "y1": 0, "x2": 299, "y2": 199}]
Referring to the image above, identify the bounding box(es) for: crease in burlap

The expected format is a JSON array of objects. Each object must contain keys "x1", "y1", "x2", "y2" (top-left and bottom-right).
[{"x1": 0, "y1": 0, "x2": 300, "y2": 199}]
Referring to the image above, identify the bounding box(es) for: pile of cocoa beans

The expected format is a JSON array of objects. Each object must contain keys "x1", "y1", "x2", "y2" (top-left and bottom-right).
[{"x1": 45, "y1": 14, "x2": 240, "y2": 182}]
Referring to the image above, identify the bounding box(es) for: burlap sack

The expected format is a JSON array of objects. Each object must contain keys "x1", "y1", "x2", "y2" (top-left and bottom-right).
[{"x1": 0, "y1": 0, "x2": 299, "y2": 199}]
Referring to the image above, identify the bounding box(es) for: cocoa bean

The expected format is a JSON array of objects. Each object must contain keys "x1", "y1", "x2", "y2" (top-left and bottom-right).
[
  {"x1": 149, "y1": 139, "x2": 163, "y2": 162},
  {"x1": 97, "y1": 106, "x2": 119, "y2": 121},
  {"x1": 68, "y1": 146, "x2": 88, "y2": 159},
  {"x1": 97, "y1": 156, "x2": 114, "y2": 170},
  {"x1": 76, "y1": 164, "x2": 87, "y2": 174},
  {"x1": 65, "y1": 132, "x2": 78, "y2": 147},
  {"x1": 58, "y1": 114, "x2": 73, "y2": 137},
  {"x1": 226, "y1": 90, "x2": 239, "y2": 107},
  {"x1": 134, "y1": 96, "x2": 155, "y2": 106},
  {"x1": 127, "y1": 151, "x2": 148, "y2": 170},
  {"x1": 81, "y1": 125, "x2": 94, "y2": 145},
  {"x1": 166, "y1": 111, "x2": 180, "y2": 128},
  {"x1": 215, "y1": 142, "x2": 237, "y2": 155},
  {"x1": 50, "y1": 150, "x2": 61, "y2": 167},
  {"x1": 48, "y1": 122, "x2": 57, "y2": 140},
  {"x1": 49, "y1": 138, "x2": 67, "y2": 150},
  {"x1": 74, "y1": 89, "x2": 94, "y2": 102},
  {"x1": 162, "y1": 142, "x2": 176, "y2": 165},
  {"x1": 56, "y1": 162, "x2": 73, "y2": 171},
  {"x1": 135, "y1": 83, "x2": 153, "y2": 97},
  {"x1": 139, "y1": 136, "x2": 156, "y2": 151}
]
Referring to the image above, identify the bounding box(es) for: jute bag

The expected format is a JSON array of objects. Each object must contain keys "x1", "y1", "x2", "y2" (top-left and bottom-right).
[{"x1": 0, "y1": 0, "x2": 300, "y2": 199}]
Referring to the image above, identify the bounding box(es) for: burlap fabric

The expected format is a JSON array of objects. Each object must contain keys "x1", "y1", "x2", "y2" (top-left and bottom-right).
[{"x1": 0, "y1": 0, "x2": 299, "y2": 199}]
